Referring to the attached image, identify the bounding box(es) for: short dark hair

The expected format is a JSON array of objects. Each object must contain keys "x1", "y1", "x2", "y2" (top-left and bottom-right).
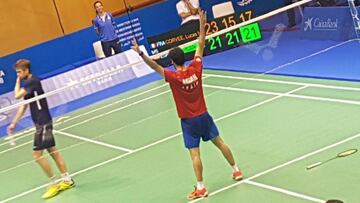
[
  {"x1": 168, "y1": 47, "x2": 185, "y2": 66},
  {"x1": 14, "y1": 59, "x2": 31, "y2": 73}
]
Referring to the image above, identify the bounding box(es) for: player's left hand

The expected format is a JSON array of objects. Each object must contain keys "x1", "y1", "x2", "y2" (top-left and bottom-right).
[{"x1": 199, "y1": 10, "x2": 207, "y2": 26}]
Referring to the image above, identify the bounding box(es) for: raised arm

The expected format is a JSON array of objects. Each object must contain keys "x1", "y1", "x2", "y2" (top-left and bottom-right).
[
  {"x1": 131, "y1": 40, "x2": 164, "y2": 77},
  {"x1": 194, "y1": 10, "x2": 207, "y2": 58}
]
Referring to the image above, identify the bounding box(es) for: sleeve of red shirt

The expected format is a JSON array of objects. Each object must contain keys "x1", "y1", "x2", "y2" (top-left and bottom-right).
[
  {"x1": 190, "y1": 56, "x2": 203, "y2": 74},
  {"x1": 164, "y1": 69, "x2": 176, "y2": 83}
]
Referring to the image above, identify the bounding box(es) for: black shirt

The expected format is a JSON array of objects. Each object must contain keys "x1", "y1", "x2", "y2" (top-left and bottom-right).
[{"x1": 23, "y1": 76, "x2": 52, "y2": 125}]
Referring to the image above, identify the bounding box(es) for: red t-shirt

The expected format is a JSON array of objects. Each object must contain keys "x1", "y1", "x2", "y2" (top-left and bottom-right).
[{"x1": 164, "y1": 57, "x2": 207, "y2": 119}]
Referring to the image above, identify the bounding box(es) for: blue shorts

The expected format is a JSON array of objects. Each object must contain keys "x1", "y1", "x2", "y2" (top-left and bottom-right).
[{"x1": 181, "y1": 112, "x2": 219, "y2": 149}]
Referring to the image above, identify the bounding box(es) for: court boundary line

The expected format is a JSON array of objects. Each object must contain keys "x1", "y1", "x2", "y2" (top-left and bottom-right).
[
  {"x1": 243, "y1": 180, "x2": 325, "y2": 203},
  {"x1": 0, "y1": 84, "x2": 170, "y2": 146},
  {"x1": 189, "y1": 132, "x2": 360, "y2": 203},
  {"x1": 204, "y1": 73, "x2": 360, "y2": 91},
  {"x1": 204, "y1": 84, "x2": 360, "y2": 106},
  {"x1": 253, "y1": 39, "x2": 355, "y2": 76},
  {"x1": 0, "y1": 90, "x2": 171, "y2": 155},
  {"x1": 0, "y1": 108, "x2": 176, "y2": 174},
  {"x1": 2, "y1": 39, "x2": 354, "y2": 145},
  {"x1": 54, "y1": 130, "x2": 133, "y2": 153},
  {"x1": 0, "y1": 86, "x2": 306, "y2": 202},
  {"x1": 0, "y1": 141, "x2": 32, "y2": 155},
  {"x1": 2, "y1": 79, "x2": 359, "y2": 156}
]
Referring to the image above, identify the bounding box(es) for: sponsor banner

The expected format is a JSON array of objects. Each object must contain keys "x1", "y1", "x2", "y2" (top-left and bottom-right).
[
  {"x1": 301, "y1": 7, "x2": 359, "y2": 41},
  {"x1": 0, "y1": 47, "x2": 153, "y2": 129}
]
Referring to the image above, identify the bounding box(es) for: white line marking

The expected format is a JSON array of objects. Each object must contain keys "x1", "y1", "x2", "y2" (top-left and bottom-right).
[
  {"x1": 0, "y1": 109, "x2": 176, "y2": 174},
  {"x1": 58, "y1": 90, "x2": 171, "y2": 131},
  {"x1": 204, "y1": 73, "x2": 360, "y2": 92},
  {"x1": 0, "y1": 141, "x2": 32, "y2": 155},
  {"x1": 244, "y1": 180, "x2": 325, "y2": 203},
  {"x1": 0, "y1": 86, "x2": 304, "y2": 202},
  {"x1": 204, "y1": 84, "x2": 360, "y2": 106},
  {"x1": 0, "y1": 84, "x2": 169, "y2": 147},
  {"x1": 54, "y1": 130, "x2": 133, "y2": 153},
  {"x1": 260, "y1": 39, "x2": 355, "y2": 75},
  {"x1": 188, "y1": 132, "x2": 360, "y2": 203},
  {"x1": 0, "y1": 89, "x2": 171, "y2": 152}
]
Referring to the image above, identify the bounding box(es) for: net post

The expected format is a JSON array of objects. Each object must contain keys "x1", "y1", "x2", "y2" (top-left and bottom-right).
[{"x1": 348, "y1": 0, "x2": 360, "y2": 41}]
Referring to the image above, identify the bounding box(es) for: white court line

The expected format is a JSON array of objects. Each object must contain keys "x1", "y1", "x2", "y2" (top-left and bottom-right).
[
  {"x1": 0, "y1": 86, "x2": 306, "y2": 203},
  {"x1": 1, "y1": 40, "x2": 357, "y2": 200},
  {"x1": 0, "y1": 141, "x2": 32, "y2": 155},
  {"x1": 244, "y1": 180, "x2": 325, "y2": 203},
  {"x1": 1, "y1": 80, "x2": 357, "y2": 156},
  {"x1": 1, "y1": 39, "x2": 354, "y2": 145},
  {"x1": 189, "y1": 132, "x2": 360, "y2": 203},
  {"x1": 0, "y1": 108, "x2": 176, "y2": 174},
  {"x1": 54, "y1": 130, "x2": 133, "y2": 153},
  {"x1": 204, "y1": 73, "x2": 360, "y2": 92},
  {"x1": 260, "y1": 39, "x2": 355, "y2": 75},
  {"x1": 204, "y1": 84, "x2": 360, "y2": 106},
  {"x1": 0, "y1": 84, "x2": 169, "y2": 147},
  {"x1": 0, "y1": 90, "x2": 171, "y2": 154},
  {"x1": 58, "y1": 90, "x2": 171, "y2": 131}
]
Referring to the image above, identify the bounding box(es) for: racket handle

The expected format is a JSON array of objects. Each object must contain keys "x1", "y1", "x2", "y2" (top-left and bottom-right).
[{"x1": 306, "y1": 162, "x2": 322, "y2": 170}]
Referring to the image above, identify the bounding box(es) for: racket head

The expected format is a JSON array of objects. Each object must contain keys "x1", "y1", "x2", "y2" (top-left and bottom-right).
[{"x1": 337, "y1": 149, "x2": 357, "y2": 157}]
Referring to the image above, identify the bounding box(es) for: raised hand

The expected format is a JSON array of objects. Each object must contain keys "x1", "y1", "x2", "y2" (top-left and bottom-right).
[{"x1": 131, "y1": 39, "x2": 141, "y2": 54}]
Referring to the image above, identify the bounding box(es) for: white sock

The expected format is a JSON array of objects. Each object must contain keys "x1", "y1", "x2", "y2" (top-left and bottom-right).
[
  {"x1": 197, "y1": 181, "x2": 205, "y2": 190},
  {"x1": 61, "y1": 172, "x2": 72, "y2": 182},
  {"x1": 231, "y1": 164, "x2": 239, "y2": 172},
  {"x1": 50, "y1": 175, "x2": 57, "y2": 185}
]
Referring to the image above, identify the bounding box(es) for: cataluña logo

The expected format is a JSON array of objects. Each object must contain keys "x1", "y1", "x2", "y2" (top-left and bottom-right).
[{"x1": 304, "y1": 17, "x2": 338, "y2": 31}]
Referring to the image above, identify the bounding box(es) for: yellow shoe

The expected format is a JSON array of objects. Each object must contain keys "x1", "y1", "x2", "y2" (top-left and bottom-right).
[
  {"x1": 42, "y1": 184, "x2": 60, "y2": 199},
  {"x1": 58, "y1": 180, "x2": 75, "y2": 191}
]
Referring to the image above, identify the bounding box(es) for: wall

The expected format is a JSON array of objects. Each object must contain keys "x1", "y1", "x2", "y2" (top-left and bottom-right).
[
  {"x1": 1, "y1": 0, "x2": 290, "y2": 95},
  {"x1": 0, "y1": 0, "x2": 64, "y2": 56},
  {"x1": 0, "y1": 0, "x2": 162, "y2": 56}
]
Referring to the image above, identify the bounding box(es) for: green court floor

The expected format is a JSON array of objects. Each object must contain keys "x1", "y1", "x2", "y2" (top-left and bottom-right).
[{"x1": 1, "y1": 69, "x2": 360, "y2": 203}]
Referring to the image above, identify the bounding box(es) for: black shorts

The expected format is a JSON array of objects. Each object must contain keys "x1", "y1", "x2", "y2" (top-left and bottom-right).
[{"x1": 33, "y1": 123, "x2": 56, "y2": 151}]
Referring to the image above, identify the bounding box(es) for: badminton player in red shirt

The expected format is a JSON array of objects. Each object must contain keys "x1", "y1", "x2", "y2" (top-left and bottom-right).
[{"x1": 132, "y1": 10, "x2": 243, "y2": 200}]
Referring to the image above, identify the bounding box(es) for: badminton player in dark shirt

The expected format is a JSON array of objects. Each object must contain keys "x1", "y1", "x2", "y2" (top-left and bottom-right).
[{"x1": 7, "y1": 59, "x2": 74, "y2": 199}]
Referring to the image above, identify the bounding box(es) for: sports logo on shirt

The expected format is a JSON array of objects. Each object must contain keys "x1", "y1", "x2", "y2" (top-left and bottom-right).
[{"x1": 182, "y1": 74, "x2": 199, "y2": 91}]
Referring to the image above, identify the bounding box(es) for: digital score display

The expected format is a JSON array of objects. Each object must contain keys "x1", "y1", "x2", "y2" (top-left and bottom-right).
[
  {"x1": 149, "y1": 10, "x2": 263, "y2": 66},
  {"x1": 182, "y1": 23, "x2": 262, "y2": 54},
  {"x1": 148, "y1": 10, "x2": 255, "y2": 55}
]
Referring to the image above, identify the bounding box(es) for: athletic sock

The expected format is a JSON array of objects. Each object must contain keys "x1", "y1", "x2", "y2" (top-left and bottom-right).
[
  {"x1": 197, "y1": 181, "x2": 205, "y2": 190},
  {"x1": 61, "y1": 172, "x2": 72, "y2": 182},
  {"x1": 231, "y1": 164, "x2": 240, "y2": 173},
  {"x1": 50, "y1": 175, "x2": 57, "y2": 185}
]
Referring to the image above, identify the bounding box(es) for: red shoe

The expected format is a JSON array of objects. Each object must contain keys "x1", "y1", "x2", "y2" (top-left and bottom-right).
[
  {"x1": 233, "y1": 170, "x2": 243, "y2": 181},
  {"x1": 187, "y1": 187, "x2": 208, "y2": 200}
]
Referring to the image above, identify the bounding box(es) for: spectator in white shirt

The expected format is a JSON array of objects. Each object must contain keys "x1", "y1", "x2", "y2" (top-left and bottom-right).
[{"x1": 176, "y1": 0, "x2": 200, "y2": 30}]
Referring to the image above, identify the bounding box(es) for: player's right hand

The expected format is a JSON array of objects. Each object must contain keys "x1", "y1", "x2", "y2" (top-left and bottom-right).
[{"x1": 131, "y1": 39, "x2": 141, "y2": 54}]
